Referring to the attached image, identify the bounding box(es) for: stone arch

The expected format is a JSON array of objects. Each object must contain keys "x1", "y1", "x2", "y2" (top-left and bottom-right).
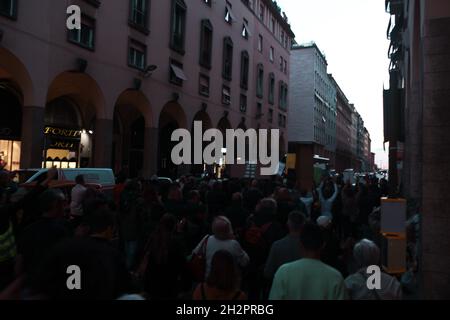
[
  {"x1": 113, "y1": 89, "x2": 153, "y2": 177},
  {"x1": 44, "y1": 72, "x2": 107, "y2": 168},
  {"x1": 0, "y1": 47, "x2": 34, "y2": 106},
  {"x1": 158, "y1": 101, "x2": 188, "y2": 178}
]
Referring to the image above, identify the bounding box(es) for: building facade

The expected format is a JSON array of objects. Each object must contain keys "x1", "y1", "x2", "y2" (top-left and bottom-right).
[
  {"x1": 0, "y1": 0, "x2": 294, "y2": 178},
  {"x1": 362, "y1": 127, "x2": 371, "y2": 172},
  {"x1": 355, "y1": 112, "x2": 365, "y2": 172},
  {"x1": 385, "y1": 0, "x2": 450, "y2": 298},
  {"x1": 332, "y1": 75, "x2": 353, "y2": 173},
  {"x1": 287, "y1": 43, "x2": 338, "y2": 188}
]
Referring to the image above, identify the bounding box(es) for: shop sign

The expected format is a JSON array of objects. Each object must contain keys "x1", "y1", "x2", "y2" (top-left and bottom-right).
[
  {"x1": 44, "y1": 126, "x2": 82, "y2": 138},
  {"x1": 49, "y1": 140, "x2": 78, "y2": 150}
]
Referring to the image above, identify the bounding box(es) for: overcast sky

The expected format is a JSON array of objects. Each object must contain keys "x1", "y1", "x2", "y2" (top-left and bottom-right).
[{"x1": 277, "y1": 0, "x2": 391, "y2": 169}]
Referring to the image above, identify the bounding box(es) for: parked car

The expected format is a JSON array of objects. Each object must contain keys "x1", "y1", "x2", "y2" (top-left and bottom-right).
[
  {"x1": 11, "y1": 169, "x2": 40, "y2": 184},
  {"x1": 21, "y1": 168, "x2": 115, "y2": 197}
]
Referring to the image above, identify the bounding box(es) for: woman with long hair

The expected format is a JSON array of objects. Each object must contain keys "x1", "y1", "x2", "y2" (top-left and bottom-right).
[{"x1": 193, "y1": 250, "x2": 246, "y2": 300}]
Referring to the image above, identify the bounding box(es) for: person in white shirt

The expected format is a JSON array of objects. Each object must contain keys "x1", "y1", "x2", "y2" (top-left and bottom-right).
[
  {"x1": 192, "y1": 216, "x2": 249, "y2": 279},
  {"x1": 299, "y1": 189, "x2": 314, "y2": 219},
  {"x1": 345, "y1": 239, "x2": 402, "y2": 300},
  {"x1": 70, "y1": 174, "x2": 87, "y2": 217},
  {"x1": 317, "y1": 179, "x2": 338, "y2": 219}
]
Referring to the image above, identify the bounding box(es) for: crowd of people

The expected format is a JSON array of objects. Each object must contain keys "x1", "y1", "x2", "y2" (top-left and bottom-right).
[{"x1": 0, "y1": 167, "x2": 417, "y2": 300}]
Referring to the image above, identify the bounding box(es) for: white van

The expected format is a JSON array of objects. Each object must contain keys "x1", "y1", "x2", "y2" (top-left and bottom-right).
[{"x1": 23, "y1": 168, "x2": 115, "y2": 194}]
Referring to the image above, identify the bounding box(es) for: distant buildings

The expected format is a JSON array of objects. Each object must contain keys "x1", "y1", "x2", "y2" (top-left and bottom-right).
[{"x1": 288, "y1": 42, "x2": 372, "y2": 188}]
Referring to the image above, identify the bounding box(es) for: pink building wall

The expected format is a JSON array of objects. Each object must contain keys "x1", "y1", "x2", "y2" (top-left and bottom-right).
[{"x1": 0, "y1": 0, "x2": 294, "y2": 178}]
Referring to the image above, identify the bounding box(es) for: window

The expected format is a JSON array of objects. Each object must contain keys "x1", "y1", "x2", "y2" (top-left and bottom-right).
[
  {"x1": 240, "y1": 51, "x2": 249, "y2": 90},
  {"x1": 284, "y1": 60, "x2": 288, "y2": 74},
  {"x1": 258, "y1": 35, "x2": 263, "y2": 53},
  {"x1": 269, "y1": 47, "x2": 274, "y2": 62},
  {"x1": 259, "y1": 4, "x2": 264, "y2": 21},
  {"x1": 256, "y1": 103, "x2": 262, "y2": 118},
  {"x1": 268, "y1": 73, "x2": 275, "y2": 105},
  {"x1": 224, "y1": 1, "x2": 235, "y2": 24},
  {"x1": 128, "y1": 39, "x2": 147, "y2": 70},
  {"x1": 222, "y1": 85, "x2": 231, "y2": 105},
  {"x1": 129, "y1": 0, "x2": 149, "y2": 33},
  {"x1": 0, "y1": 0, "x2": 17, "y2": 19},
  {"x1": 199, "y1": 19, "x2": 213, "y2": 68},
  {"x1": 242, "y1": 18, "x2": 250, "y2": 39},
  {"x1": 279, "y1": 56, "x2": 283, "y2": 71},
  {"x1": 256, "y1": 64, "x2": 264, "y2": 98},
  {"x1": 222, "y1": 37, "x2": 233, "y2": 80},
  {"x1": 199, "y1": 74, "x2": 210, "y2": 97},
  {"x1": 281, "y1": 31, "x2": 285, "y2": 47},
  {"x1": 271, "y1": 18, "x2": 275, "y2": 33},
  {"x1": 279, "y1": 81, "x2": 288, "y2": 110},
  {"x1": 68, "y1": 15, "x2": 96, "y2": 50},
  {"x1": 170, "y1": 0, "x2": 187, "y2": 54},
  {"x1": 268, "y1": 109, "x2": 273, "y2": 123},
  {"x1": 169, "y1": 59, "x2": 187, "y2": 86},
  {"x1": 278, "y1": 114, "x2": 286, "y2": 128},
  {"x1": 240, "y1": 94, "x2": 247, "y2": 113}
]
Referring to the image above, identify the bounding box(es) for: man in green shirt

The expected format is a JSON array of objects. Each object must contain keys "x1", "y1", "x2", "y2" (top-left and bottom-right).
[{"x1": 269, "y1": 223, "x2": 348, "y2": 300}]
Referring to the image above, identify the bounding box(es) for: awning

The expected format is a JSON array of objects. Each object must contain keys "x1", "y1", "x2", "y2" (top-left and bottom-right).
[
  {"x1": 171, "y1": 64, "x2": 188, "y2": 81},
  {"x1": 243, "y1": 21, "x2": 252, "y2": 37},
  {"x1": 226, "y1": 5, "x2": 237, "y2": 22}
]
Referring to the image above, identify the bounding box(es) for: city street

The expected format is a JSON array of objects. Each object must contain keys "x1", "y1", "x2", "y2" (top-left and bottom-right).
[{"x1": 0, "y1": 0, "x2": 449, "y2": 304}]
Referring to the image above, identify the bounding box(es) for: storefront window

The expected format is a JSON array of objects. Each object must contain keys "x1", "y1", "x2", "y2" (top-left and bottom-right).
[
  {"x1": 0, "y1": 140, "x2": 21, "y2": 171},
  {"x1": 44, "y1": 97, "x2": 92, "y2": 169}
]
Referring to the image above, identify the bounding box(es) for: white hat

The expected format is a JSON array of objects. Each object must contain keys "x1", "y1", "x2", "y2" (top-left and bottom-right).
[{"x1": 316, "y1": 216, "x2": 332, "y2": 228}]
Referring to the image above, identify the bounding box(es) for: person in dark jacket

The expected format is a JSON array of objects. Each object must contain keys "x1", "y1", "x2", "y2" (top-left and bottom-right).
[{"x1": 144, "y1": 214, "x2": 187, "y2": 300}]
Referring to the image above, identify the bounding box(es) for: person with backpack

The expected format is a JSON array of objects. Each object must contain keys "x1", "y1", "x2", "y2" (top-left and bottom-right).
[
  {"x1": 193, "y1": 250, "x2": 247, "y2": 300},
  {"x1": 191, "y1": 216, "x2": 249, "y2": 280},
  {"x1": 243, "y1": 198, "x2": 285, "y2": 300}
]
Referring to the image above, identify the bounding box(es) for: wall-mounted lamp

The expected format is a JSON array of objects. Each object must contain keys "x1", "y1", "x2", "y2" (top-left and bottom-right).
[{"x1": 140, "y1": 65, "x2": 158, "y2": 78}]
